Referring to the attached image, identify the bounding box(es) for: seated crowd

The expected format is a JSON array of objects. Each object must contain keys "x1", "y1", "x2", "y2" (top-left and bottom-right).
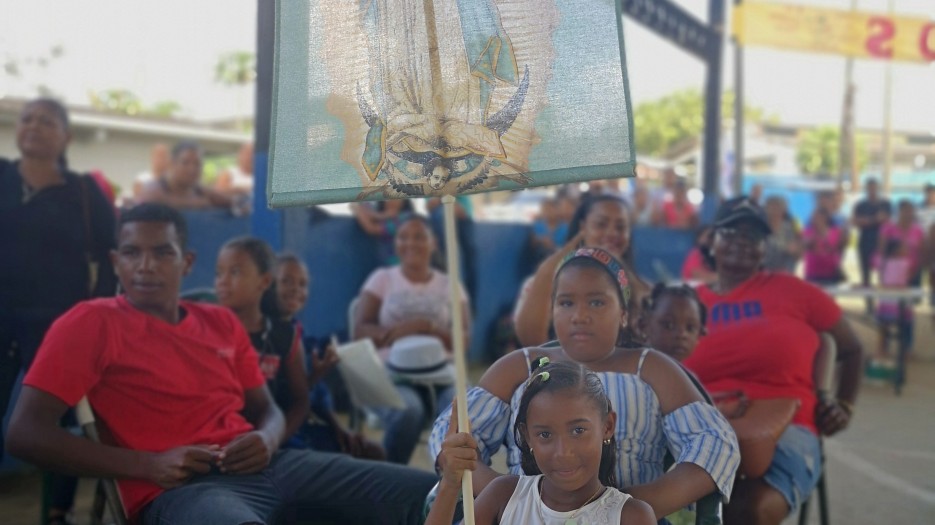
[{"x1": 16, "y1": 95, "x2": 935, "y2": 525}]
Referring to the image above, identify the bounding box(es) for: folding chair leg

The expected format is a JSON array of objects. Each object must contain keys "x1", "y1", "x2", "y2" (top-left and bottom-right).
[
  {"x1": 40, "y1": 471, "x2": 53, "y2": 525},
  {"x1": 90, "y1": 480, "x2": 107, "y2": 525},
  {"x1": 798, "y1": 493, "x2": 811, "y2": 525},
  {"x1": 817, "y1": 472, "x2": 830, "y2": 525}
]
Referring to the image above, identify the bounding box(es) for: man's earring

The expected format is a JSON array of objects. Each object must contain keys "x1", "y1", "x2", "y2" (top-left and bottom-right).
[{"x1": 603, "y1": 438, "x2": 611, "y2": 445}]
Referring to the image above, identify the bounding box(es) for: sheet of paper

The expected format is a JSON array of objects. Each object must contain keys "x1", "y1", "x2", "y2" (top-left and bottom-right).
[{"x1": 335, "y1": 338, "x2": 406, "y2": 410}]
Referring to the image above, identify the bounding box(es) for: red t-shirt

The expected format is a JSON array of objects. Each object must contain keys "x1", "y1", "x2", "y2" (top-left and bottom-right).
[
  {"x1": 681, "y1": 248, "x2": 706, "y2": 281},
  {"x1": 662, "y1": 200, "x2": 696, "y2": 228},
  {"x1": 24, "y1": 296, "x2": 265, "y2": 518},
  {"x1": 683, "y1": 273, "x2": 841, "y2": 434}
]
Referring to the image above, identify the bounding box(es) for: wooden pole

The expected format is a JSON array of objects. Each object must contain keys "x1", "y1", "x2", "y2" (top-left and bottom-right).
[
  {"x1": 442, "y1": 195, "x2": 475, "y2": 523},
  {"x1": 422, "y1": 7, "x2": 474, "y2": 516}
]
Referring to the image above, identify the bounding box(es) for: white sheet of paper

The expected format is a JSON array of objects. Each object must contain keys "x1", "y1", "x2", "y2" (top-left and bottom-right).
[{"x1": 335, "y1": 339, "x2": 405, "y2": 410}]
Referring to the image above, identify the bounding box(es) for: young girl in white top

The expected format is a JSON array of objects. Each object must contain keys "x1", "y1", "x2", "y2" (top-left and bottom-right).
[{"x1": 428, "y1": 360, "x2": 656, "y2": 525}]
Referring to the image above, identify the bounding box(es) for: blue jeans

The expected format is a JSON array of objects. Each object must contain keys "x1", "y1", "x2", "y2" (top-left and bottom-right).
[
  {"x1": 762, "y1": 424, "x2": 822, "y2": 515},
  {"x1": 141, "y1": 449, "x2": 436, "y2": 525},
  {"x1": 376, "y1": 383, "x2": 454, "y2": 464}
]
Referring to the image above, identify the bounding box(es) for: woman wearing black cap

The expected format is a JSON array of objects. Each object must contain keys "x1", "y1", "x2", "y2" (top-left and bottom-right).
[{"x1": 682, "y1": 196, "x2": 864, "y2": 525}]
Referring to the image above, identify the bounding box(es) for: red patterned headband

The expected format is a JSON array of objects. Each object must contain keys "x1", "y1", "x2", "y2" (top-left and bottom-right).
[{"x1": 558, "y1": 247, "x2": 631, "y2": 305}]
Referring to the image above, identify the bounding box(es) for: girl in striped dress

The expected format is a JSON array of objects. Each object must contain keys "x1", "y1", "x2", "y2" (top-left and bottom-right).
[{"x1": 429, "y1": 248, "x2": 739, "y2": 522}]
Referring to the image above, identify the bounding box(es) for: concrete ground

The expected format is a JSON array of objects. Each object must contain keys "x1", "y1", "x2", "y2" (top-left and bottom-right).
[{"x1": 2, "y1": 301, "x2": 934, "y2": 525}]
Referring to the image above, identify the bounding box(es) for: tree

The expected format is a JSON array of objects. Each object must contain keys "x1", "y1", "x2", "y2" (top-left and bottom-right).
[
  {"x1": 88, "y1": 90, "x2": 183, "y2": 118},
  {"x1": 2, "y1": 45, "x2": 65, "y2": 98},
  {"x1": 796, "y1": 126, "x2": 868, "y2": 176},
  {"x1": 89, "y1": 89, "x2": 144, "y2": 115},
  {"x1": 214, "y1": 51, "x2": 256, "y2": 87},
  {"x1": 632, "y1": 88, "x2": 770, "y2": 158},
  {"x1": 149, "y1": 100, "x2": 183, "y2": 117},
  {"x1": 214, "y1": 51, "x2": 256, "y2": 130}
]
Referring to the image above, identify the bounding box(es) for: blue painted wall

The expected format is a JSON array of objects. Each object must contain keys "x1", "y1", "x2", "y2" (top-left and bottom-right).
[{"x1": 174, "y1": 211, "x2": 695, "y2": 362}]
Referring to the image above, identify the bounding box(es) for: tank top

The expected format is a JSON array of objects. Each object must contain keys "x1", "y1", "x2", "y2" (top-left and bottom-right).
[{"x1": 501, "y1": 475, "x2": 631, "y2": 525}]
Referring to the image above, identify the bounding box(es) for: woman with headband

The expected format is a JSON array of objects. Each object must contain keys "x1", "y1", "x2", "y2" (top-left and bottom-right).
[{"x1": 429, "y1": 247, "x2": 739, "y2": 523}]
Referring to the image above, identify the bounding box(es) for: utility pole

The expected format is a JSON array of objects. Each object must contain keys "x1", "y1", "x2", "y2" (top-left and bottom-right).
[
  {"x1": 881, "y1": 0, "x2": 895, "y2": 195},
  {"x1": 702, "y1": 0, "x2": 726, "y2": 222},
  {"x1": 733, "y1": 0, "x2": 745, "y2": 196},
  {"x1": 840, "y1": 0, "x2": 858, "y2": 192}
]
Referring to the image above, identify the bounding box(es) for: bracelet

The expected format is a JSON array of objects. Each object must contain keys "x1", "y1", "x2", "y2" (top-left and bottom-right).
[{"x1": 837, "y1": 399, "x2": 854, "y2": 417}]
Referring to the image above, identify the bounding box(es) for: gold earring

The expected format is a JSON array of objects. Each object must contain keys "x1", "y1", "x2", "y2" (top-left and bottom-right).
[{"x1": 529, "y1": 447, "x2": 534, "y2": 454}]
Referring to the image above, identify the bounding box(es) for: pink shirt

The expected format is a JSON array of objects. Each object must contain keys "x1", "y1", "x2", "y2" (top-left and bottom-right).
[
  {"x1": 880, "y1": 222, "x2": 924, "y2": 273},
  {"x1": 803, "y1": 226, "x2": 843, "y2": 280}
]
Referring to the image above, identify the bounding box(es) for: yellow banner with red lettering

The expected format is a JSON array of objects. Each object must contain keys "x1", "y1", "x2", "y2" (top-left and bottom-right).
[{"x1": 733, "y1": 1, "x2": 935, "y2": 63}]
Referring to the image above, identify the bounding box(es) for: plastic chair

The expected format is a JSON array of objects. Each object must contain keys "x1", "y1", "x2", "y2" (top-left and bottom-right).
[
  {"x1": 77, "y1": 396, "x2": 129, "y2": 525},
  {"x1": 180, "y1": 287, "x2": 218, "y2": 303},
  {"x1": 797, "y1": 332, "x2": 836, "y2": 525},
  {"x1": 344, "y1": 297, "x2": 369, "y2": 432},
  {"x1": 674, "y1": 362, "x2": 724, "y2": 525}
]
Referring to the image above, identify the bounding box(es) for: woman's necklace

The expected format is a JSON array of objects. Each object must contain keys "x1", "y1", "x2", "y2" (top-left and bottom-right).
[{"x1": 537, "y1": 478, "x2": 606, "y2": 525}]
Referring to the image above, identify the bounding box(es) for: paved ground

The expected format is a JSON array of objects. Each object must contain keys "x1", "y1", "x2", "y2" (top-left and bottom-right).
[
  {"x1": 787, "y1": 300, "x2": 935, "y2": 525},
  {"x1": 2, "y1": 302, "x2": 933, "y2": 524}
]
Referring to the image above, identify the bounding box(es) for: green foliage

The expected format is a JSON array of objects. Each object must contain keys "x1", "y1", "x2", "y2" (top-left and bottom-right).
[
  {"x1": 2, "y1": 44, "x2": 66, "y2": 98},
  {"x1": 632, "y1": 88, "x2": 770, "y2": 158},
  {"x1": 202, "y1": 155, "x2": 235, "y2": 186},
  {"x1": 88, "y1": 90, "x2": 183, "y2": 118},
  {"x1": 214, "y1": 51, "x2": 256, "y2": 87},
  {"x1": 89, "y1": 89, "x2": 144, "y2": 115},
  {"x1": 149, "y1": 100, "x2": 183, "y2": 117},
  {"x1": 795, "y1": 126, "x2": 868, "y2": 176}
]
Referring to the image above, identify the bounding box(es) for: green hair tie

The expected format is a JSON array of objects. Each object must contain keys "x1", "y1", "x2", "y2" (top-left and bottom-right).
[
  {"x1": 538, "y1": 371, "x2": 550, "y2": 382},
  {"x1": 537, "y1": 357, "x2": 550, "y2": 368}
]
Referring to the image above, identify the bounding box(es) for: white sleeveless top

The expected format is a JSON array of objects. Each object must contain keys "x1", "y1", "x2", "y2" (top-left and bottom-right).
[{"x1": 501, "y1": 475, "x2": 631, "y2": 525}]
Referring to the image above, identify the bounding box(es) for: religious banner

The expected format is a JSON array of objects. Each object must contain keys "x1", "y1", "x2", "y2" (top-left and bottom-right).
[
  {"x1": 268, "y1": 0, "x2": 635, "y2": 207},
  {"x1": 733, "y1": 1, "x2": 935, "y2": 64}
]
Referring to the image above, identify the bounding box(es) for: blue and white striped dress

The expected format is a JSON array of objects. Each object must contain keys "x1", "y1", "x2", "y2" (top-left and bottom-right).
[{"x1": 429, "y1": 348, "x2": 740, "y2": 500}]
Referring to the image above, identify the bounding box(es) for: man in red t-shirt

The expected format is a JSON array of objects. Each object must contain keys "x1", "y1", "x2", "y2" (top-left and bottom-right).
[{"x1": 7, "y1": 204, "x2": 435, "y2": 524}]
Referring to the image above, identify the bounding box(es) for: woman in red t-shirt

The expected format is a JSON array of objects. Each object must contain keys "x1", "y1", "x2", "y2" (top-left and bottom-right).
[{"x1": 682, "y1": 197, "x2": 864, "y2": 525}]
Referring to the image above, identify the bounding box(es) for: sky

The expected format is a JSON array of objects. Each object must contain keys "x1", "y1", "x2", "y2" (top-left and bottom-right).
[{"x1": 1, "y1": 0, "x2": 933, "y2": 133}]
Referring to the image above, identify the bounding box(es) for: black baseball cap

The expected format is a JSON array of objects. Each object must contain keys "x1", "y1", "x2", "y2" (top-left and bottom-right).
[{"x1": 714, "y1": 196, "x2": 771, "y2": 235}]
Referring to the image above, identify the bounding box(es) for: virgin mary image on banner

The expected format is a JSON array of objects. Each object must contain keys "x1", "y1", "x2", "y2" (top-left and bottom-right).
[
  {"x1": 268, "y1": 0, "x2": 634, "y2": 206},
  {"x1": 332, "y1": 0, "x2": 556, "y2": 198}
]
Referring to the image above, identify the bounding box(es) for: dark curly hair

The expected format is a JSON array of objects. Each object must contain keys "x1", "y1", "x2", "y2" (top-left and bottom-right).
[
  {"x1": 642, "y1": 282, "x2": 708, "y2": 330},
  {"x1": 513, "y1": 360, "x2": 617, "y2": 488}
]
